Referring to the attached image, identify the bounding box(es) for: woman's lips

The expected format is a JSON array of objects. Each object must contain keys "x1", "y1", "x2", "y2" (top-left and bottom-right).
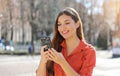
[{"x1": 62, "y1": 30, "x2": 69, "y2": 35}]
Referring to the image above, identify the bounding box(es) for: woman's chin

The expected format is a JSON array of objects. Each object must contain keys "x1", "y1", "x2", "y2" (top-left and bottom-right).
[{"x1": 62, "y1": 35, "x2": 71, "y2": 39}]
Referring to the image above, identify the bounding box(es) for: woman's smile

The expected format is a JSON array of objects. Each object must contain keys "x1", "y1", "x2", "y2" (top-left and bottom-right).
[{"x1": 61, "y1": 30, "x2": 69, "y2": 35}]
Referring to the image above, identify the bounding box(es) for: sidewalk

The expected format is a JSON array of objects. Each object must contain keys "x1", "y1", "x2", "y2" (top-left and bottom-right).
[
  {"x1": 93, "y1": 50, "x2": 120, "y2": 76},
  {"x1": 96, "y1": 50, "x2": 113, "y2": 58},
  {"x1": 0, "y1": 50, "x2": 120, "y2": 76},
  {"x1": 0, "y1": 55, "x2": 40, "y2": 76}
]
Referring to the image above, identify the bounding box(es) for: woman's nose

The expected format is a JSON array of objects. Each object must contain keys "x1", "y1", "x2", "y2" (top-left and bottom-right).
[{"x1": 60, "y1": 24, "x2": 66, "y2": 29}]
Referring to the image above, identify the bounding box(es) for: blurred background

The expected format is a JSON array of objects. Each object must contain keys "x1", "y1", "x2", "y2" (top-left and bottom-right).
[{"x1": 0, "y1": 0, "x2": 120, "y2": 76}]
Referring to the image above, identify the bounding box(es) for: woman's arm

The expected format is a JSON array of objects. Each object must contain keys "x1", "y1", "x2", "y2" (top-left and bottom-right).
[
  {"x1": 36, "y1": 46, "x2": 48, "y2": 76},
  {"x1": 36, "y1": 60, "x2": 47, "y2": 76},
  {"x1": 78, "y1": 46, "x2": 96, "y2": 76},
  {"x1": 47, "y1": 48, "x2": 80, "y2": 76}
]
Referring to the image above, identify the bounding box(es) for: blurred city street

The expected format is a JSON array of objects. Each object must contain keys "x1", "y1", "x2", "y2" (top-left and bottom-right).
[
  {"x1": 0, "y1": 0, "x2": 120, "y2": 76},
  {"x1": 0, "y1": 50, "x2": 120, "y2": 76},
  {"x1": 93, "y1": 51, "x2": 120, "y2": 76},
  {"x1": 0, "y1": 55, "x2": 40, "y2": 76}
]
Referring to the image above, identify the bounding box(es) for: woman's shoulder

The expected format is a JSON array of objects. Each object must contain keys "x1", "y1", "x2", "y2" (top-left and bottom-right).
[
  {"x1": 81, "y1": 40, "x2": 96, "y2": 53},
  {"x1": 80, "y1": 40, "x2": 96, "y2": 60}
]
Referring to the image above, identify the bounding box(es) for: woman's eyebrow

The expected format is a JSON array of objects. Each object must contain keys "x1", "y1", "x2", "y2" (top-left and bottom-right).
[
  {"x1": 58, "y1": 19, "x2": 70, "y2": 23},
  {"x1": 65, "y1": 20, "x2": 70, "y2": 22}
]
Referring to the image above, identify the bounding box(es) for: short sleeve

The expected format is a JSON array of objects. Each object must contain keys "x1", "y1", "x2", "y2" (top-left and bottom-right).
[{"x1": 79, "y1": 45, "x2": 96, "y2": 76}]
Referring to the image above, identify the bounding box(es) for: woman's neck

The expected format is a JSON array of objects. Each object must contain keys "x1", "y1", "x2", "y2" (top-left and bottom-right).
[{"x1": 65, "y1": 36, "x2": 80, "y2": 56}]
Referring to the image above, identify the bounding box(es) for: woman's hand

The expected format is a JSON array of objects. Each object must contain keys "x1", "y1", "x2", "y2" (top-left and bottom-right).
[
  {"x1": 47, "y1": 48, "x2": 65, "y2": 65},
  {"x1": 40, "y1": 45, "x2": 49, "y2": 64}
]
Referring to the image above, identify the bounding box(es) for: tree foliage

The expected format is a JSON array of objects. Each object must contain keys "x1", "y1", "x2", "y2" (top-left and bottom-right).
[{"x1": 0, "y1": 0, "x2": 108, "y2": 50}]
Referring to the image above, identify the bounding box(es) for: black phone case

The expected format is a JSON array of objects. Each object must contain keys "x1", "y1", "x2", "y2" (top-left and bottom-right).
[{"x1": 40, "y1": 37, "x2": 52, "y2": 51}]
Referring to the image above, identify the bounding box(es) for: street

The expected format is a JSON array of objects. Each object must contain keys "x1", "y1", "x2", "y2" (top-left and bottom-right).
[
  {"x1": 93, "y1": 58, "x2": 120, "y2": 76},
  {"x1": 0, "y1": 55, "x2": 40, "y2": 76},
  {"x1": 0, "y1": 51, "x2": 120, "y2": 76},
  {"x1": 93, "y1": 51, "x2": 120, "y2": 76}
]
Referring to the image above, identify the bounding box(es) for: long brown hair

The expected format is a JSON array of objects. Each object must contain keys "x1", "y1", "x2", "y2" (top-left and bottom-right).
[{"x1": 46, "y1": 7, "x2": 85, "y2": 76}]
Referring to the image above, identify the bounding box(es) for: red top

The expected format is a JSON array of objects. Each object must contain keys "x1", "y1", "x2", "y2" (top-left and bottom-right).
[{"x1": 54, "y1": 40, "x2": 96, "y2": 76}]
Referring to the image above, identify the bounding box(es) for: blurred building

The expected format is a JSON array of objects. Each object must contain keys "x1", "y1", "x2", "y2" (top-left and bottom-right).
[
  {"x1": 103, "y1": 0, "x2": 120, "y2": 47},
  {"x1": 0, "y1": 0, "x2": 78, "y2": 44},
  {"x1": 0, "y1": 0, "x2": 31, "y2": 43}
]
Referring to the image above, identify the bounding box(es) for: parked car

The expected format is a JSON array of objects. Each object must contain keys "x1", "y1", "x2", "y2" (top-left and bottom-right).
[
  {"x1": 5, "y1": 45, "x2": 15, "y2": 51},
  {"x1": 0, "y1": 42, "x2": 5, "y2": 50},
  {"x1": 0, "y1": 40, "x2": 15, "y2": 51}
]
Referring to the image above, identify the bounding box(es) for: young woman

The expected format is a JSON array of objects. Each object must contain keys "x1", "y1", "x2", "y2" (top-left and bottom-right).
[{"x1": 36, "y1": 7, "x2": 96, "y2": 76}]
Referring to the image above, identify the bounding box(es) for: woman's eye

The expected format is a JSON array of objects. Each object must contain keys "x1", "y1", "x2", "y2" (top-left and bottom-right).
[
  {"x1": 58, "y1": 24, "x2": 61, "y2": 26},
  {"x1": 66, "y1": 22, "x2": 70, "y2": 24}
]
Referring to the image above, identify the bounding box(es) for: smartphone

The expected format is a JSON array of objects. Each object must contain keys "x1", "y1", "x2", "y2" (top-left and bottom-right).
[{"x1": 40, "y1": 37, "x2": 52, "y2": 51}]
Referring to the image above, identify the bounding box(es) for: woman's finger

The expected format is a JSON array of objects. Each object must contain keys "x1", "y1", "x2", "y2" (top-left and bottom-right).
[
  {"x1": 41, "y1": 45, "x2": 47, "y2": 51},
  {"x1": 51, "y1": 48, "x2": 58, "y2": 54},
  {"x1": 41, "y1": 45, "x2": 47, "y2": 53},
  {"x1": 48, "y1": 49, "x2": 55, "y2": 57}
]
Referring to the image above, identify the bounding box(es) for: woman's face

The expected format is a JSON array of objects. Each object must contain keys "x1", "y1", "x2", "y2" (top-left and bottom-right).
[{"x1": 57, "y1": 14, "x2": 79, "y2": 39}]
